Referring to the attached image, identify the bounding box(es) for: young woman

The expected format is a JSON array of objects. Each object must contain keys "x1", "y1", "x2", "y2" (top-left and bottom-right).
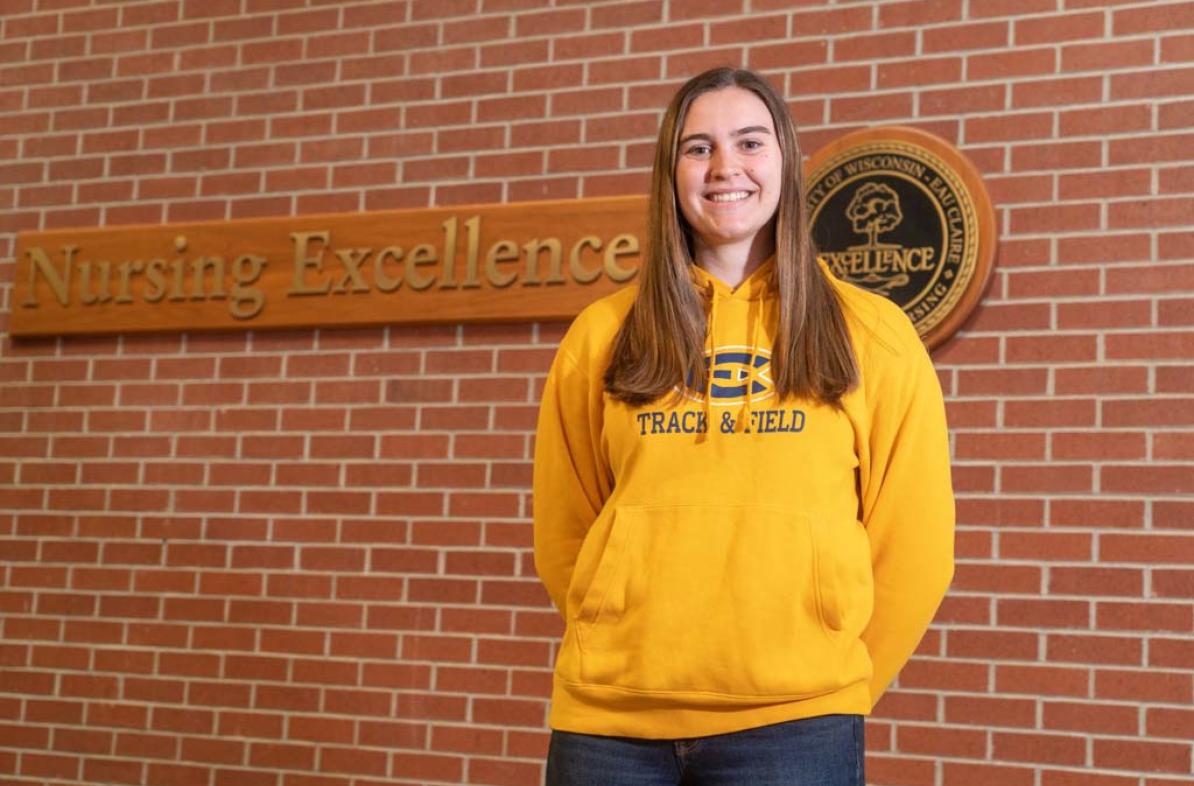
[{"x1": 533, "y1": 67, "x2": 955, "y2": 785}]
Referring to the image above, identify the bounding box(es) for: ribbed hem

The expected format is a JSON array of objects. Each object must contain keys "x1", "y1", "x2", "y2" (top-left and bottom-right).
[{"x1": 548, "y1": 675, "x2": 872, "y2": 739}]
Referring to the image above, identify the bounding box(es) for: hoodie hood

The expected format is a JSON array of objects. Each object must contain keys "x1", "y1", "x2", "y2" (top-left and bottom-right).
[{"x1": 689, "y1": 256, "x2": 776, "y2": 301}]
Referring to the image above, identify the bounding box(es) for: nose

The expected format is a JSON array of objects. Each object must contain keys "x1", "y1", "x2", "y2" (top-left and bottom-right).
[{"x1": 708, "y1": 146, "x2": 741, "y2": 180}]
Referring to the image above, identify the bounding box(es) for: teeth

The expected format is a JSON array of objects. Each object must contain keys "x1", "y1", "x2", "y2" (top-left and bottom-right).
[{"x1": 709, "y1": 191, "x2": 751, "y2": 203}]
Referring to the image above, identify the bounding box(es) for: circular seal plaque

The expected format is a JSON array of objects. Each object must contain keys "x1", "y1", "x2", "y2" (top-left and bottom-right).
[{"x1": 805, "y1": 126, "x2": 996, "y2": 349}]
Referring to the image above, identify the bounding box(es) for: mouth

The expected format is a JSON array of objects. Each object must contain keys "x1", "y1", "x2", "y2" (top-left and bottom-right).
[{"x1": 705, "y1": 190, "x2": 754, "y2": 203}]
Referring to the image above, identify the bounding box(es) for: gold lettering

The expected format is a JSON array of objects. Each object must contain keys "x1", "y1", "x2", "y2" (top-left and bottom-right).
[
  {"x1": 874, "y1": 248, "x2": 892, "y2": 274},
  {"x1": 462, "y1": 215, "x2": 481, "y2": 289},
  {"x1": 14, "y1": 212, "x2": 651, "y2": 333},
  {"x1": 375, "y1": 246, "x2": 403, "y2": 292},
  {"x1": 169, "y1": 236, "x2": 187, "y2": 301},
  {"x1": 189, "y1": 256, "x2": 227, "y2": 300},
  {"x1": 114, "y1": 260, "x2": 144, "y2": 304},
  {"x1": 229, "y1": 254, "x2": 266, "y2": 319},
  {"x1": 439, "y1": 216, "x2": 459, "y2": 288},
  {"x1": 930, "y1": 176, "x2": 957, "y2": 208},
  {"x1": 603, "y1": 234, "x2": 638, "y2": 282},
  {"x1": 523, "y1": 238, "x2": 563, "y2": 286},
  {"x1": 333, "y1": 248, "x2": 371, "y2": 293},
  {"x1": 407, "y1": 243, "x2": 437, "y2": 290},
  {"x1": 22, "y1": 245, "x2": 74, "y2": 307},
  {"x1": 914, "y1": 246, "x2": 935, "y2": 271},
  {"x1": 167, "y1": 258, "x2": 185, "y2": 302},
  {"x1": 288, "y1": 231, "x2": 332, "y2": 295},
  {"x1": 568, "y1": 235, "x2": 602, "y2": 284},
  {"x1": 144, "y1": 259, "x2": 167, "y2": 302},
  {"x1": 821, "y1": 245, "x2": 937, "y2": 277},
  {"x1": 79, "y1": 261, "x2": 112, "y2": 305},
  {"x1": 485, "y1": 240, "x2": 520, "y2": 288}
]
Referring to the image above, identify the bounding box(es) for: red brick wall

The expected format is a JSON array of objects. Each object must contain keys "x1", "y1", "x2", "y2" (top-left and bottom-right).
[{"x1": 1, "y1": 1, "x2": 1192, "y2": 784}]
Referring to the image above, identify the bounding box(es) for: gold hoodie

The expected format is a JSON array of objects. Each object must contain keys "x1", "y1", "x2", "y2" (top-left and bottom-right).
[{"x1": 533, "y1": 258, "x2": 955, "y2": 739}]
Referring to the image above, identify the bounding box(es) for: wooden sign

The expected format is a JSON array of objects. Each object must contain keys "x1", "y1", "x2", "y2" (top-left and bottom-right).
[
  {"x1": 11, "y1": 195, "x2": 649, "y2": 337},
  {"x1": 805, "y1": 126, "x2": 997, "y2": 349},
  {"x1": 12, "y1": 130, "x2": 995, "y2": 342}
]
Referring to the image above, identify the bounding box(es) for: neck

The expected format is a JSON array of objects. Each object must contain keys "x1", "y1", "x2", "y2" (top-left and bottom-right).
[{"x1": 692, "y1": 232, "x2": 775, "y2": 289}]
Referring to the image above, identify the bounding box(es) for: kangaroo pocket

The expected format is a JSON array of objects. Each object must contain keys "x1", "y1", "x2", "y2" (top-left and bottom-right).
[{"x1": 573, "y1": 504, "x2": 871, "y2": 698}]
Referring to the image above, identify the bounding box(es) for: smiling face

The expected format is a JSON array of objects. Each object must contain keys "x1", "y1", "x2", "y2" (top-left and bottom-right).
[{"x1": 674, "y1": 86, "x2": 784, "y2": 262}]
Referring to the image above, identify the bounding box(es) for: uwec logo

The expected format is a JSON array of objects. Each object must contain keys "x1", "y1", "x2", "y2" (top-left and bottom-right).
[
  {"x1": 643, "y1": 345, "x2": 804, "y2": 436},
  {"x1": 680, "y1": 345, "x2": 774, "y2": 405}
]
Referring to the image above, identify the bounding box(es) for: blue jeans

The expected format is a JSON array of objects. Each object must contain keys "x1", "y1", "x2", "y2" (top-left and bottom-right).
[{"x1": 545, "y1": 714, "x2": 865, "y2": 786}]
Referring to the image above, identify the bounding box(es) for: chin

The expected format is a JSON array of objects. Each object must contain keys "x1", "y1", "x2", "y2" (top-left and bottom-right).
[{"x1": 700, "y1": 225, "x2": 762, "y2": 245}]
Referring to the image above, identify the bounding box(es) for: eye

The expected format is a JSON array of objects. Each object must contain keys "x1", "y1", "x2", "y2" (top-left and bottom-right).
[
  {"x1": 685, "y1": 143, "x2": 711, "y2": 156},
  {"x1": 740, "y1": 138, "x2": 764, "y2": 151}
]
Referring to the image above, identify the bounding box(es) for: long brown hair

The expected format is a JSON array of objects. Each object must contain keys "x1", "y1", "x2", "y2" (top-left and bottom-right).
[{"x1": 603, "y1": 67, "x2": 858, "y2": 407}]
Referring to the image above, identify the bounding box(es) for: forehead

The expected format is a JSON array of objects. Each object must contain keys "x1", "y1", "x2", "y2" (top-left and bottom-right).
[{"x1": 681, "y1": 86, "x2": 775, "y2": 132}]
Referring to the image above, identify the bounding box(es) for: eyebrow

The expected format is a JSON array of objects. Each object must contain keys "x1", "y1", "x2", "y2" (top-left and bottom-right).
[{"x1": 678, "y1": 126, "x2": 773, "y2": 146}]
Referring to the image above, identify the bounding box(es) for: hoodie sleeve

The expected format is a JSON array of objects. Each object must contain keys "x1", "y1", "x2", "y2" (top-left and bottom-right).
[
  {"x1": 857, "y1": 313, "x2": 956, "y2": 706},
  {"x1": 532, "y1": 344, "x2": 611, "y2": 619}
]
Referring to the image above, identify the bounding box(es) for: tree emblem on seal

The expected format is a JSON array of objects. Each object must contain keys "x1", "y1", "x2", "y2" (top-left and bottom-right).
[{"x1": 842, "y1": 182, "x2": 909, "y2": 293}]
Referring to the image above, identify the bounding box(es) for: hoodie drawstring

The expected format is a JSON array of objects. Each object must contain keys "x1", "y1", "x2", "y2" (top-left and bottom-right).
[
  {"x1": 703, "y1": 281, "x2": 718, "y2": 438},
  {"x1": 743, "y1": 299, "x2": 761, "y2": 434}
]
